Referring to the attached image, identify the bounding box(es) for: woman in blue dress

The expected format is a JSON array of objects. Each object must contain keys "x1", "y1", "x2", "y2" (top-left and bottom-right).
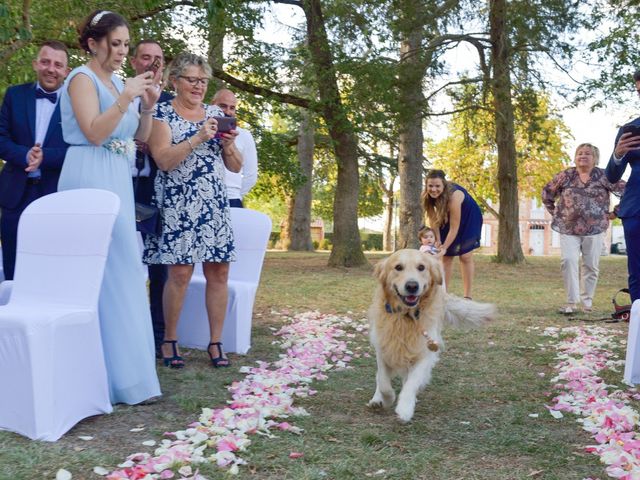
[
  {"x1": 143, "y1": 52, "x2": 242, "y2": 369},
  {"x1": 422, "y1": 169, "x2": 483, "y2": 299},
  {"x1": 58, "y1": 10, "x2": 162, "y2": 404}
]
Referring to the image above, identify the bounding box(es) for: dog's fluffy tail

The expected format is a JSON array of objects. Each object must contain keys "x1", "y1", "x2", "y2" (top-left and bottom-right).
[{"x1": 444, "y1": 294, "x2": 496, "y2": 328}]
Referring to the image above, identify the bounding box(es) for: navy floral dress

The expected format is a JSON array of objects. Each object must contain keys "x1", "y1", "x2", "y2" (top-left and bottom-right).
[{"x1": 143, "y1": 102, "x2": 235, "y2": 265}]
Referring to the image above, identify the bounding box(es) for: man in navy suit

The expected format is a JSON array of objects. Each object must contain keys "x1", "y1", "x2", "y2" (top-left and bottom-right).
[
  {"x1": 129, "y1": 39, "x2": 173, "y2": 357},
  {"x1": 606, "y1": 70, "x2": 640, "y2": 301},
  {"x1": 0, "y1": 40, "x2": 70, "y2": 280}
]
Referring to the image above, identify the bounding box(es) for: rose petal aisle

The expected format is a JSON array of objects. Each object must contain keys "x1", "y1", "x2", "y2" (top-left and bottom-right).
[
  {"x1": 540, "y1": 325, "x2": 640, "y2": 479},
  {"x1": 102, "y1": 311, "x2": 366, "y2": 479}
]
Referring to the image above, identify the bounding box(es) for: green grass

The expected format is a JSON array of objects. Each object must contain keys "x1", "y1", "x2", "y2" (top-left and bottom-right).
[{"x1": 0, "y1": 252, "x2": 632, "y2": 479}]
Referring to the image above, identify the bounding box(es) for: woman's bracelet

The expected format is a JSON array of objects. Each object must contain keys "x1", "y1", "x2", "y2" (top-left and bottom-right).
[
  {"x1": 115, "y1": 100, "x2": 127, "y2": 114},
  {"x1": 141, "y1": 108, "x2": 155, "y2": 115},
  {"x1": 186, "y1": 137, "x2": 195, "y2": 151}
]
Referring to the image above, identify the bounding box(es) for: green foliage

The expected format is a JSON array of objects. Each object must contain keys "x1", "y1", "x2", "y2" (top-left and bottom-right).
[
  {"x1": 360, "y1": 232, "x2": 382, "y2": 251},
  {"x1": 427, "y1": 84, "x2": 570, "y2": 205},
  {"x1": 578, "y1": 2, "x2": 640, "y2": 107}
]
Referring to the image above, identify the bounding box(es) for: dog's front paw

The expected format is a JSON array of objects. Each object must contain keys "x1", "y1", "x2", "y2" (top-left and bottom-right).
[
  {"x1": 368, "y1": 389, "x2": 395, "y2": 409},
  {"x1": 395, "y1": 400, "x2": 415, "y2": 423}
]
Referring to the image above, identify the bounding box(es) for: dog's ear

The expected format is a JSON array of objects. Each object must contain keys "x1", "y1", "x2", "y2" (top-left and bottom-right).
[
  {"x1": 429, "y1": 259, "x2": 443, "y2": 286},
  {"x1": 373, "y1": 257, "x2": 388, "y2": 282}
]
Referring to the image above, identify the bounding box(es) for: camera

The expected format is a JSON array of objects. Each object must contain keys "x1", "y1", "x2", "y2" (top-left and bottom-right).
[{"x1": 213, "y1": 116, "x2": 237, "y2": 133}]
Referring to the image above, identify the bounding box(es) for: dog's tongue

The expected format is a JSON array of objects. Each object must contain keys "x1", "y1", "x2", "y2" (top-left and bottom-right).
[{"x1": 405, "y1": 295, "x2": 418, "y2": 304}]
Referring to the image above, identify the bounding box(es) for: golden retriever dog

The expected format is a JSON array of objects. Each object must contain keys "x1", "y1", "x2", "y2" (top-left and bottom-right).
[{"x1": 367, "y1": 248, "x2": 496, "y2": 422}]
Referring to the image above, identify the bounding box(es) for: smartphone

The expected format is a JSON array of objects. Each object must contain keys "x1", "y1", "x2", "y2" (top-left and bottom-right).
[
  {"x1": 146, "y1": 58, "x2": 161, "y2": 74},
  {"x1": 213, "y1": 116, "x2": 237, "y2": 133},
  {"x1": 622, "y1": 124, "x2": 640, "y2": 137}
]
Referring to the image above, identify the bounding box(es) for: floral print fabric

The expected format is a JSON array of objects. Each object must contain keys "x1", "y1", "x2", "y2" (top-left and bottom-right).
[
  {"x1": 143, "y1": 101, "x2": 235, "y2": 264},
  {"x1": 542, "y1": 167, "x2": 625, "y2": 236}
]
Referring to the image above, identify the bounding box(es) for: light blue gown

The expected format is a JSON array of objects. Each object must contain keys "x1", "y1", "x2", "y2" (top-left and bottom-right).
[{"x1": 58, "y1": 65, "x2": 161, "y2": 405}]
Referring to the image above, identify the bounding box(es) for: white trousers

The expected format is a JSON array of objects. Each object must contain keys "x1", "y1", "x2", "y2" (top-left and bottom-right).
[{"x1": 559, "y1": 233, "x2": 604, "y2": 308}]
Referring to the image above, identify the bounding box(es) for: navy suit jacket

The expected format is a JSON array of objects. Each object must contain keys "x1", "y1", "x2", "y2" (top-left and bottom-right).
[
  {"x1": 0, "y1": 82, "x2": 68, "y2": 210},
  {"x1": 606, "y1": 117, "x2": 640, "y2": 218},
  {"x1": 148, "y1": 91, "x2": 174, "y2": 178}
]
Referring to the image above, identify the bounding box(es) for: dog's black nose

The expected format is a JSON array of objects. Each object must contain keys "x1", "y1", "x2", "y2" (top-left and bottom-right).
[{"x1": 405, "y1": 281, "x2": 419, "y2": 294}]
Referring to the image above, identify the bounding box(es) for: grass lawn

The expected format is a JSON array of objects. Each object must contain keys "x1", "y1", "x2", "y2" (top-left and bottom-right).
[{"x1": 0, "y1": 251, "x2": 633, "y2": 480}]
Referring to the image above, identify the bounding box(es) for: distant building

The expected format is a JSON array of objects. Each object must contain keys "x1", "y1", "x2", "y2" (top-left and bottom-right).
[
  {"x1": 310, "y1": 219, "x2": 325, "y2": 243},
  {"x1": 479, "y1": 197, "x2": 614, "y2": 256}
]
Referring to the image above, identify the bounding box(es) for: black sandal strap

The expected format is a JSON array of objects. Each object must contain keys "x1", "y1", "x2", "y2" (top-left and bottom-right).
[{"x1": 208, "y1": 342, "x2": 230, "y2": 368}]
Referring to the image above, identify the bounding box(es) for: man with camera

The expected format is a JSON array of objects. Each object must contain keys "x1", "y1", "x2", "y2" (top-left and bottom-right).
[
  {"x1": 0, "y1": 41, "x2": 70, "y2": 281},
  {"x1": 211, "y1": 88, "x2": 258, "y2": 208},
  {"x1": 606, "y1": 70, "x2": 640, "y2": 303},
  {"x1": 129, "y1": 39, "x2": 173, "y2": 357}
]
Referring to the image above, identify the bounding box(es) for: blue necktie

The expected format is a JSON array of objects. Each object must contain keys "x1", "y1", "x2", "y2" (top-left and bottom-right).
[{"x1": 35, "y1": 88, "x2": 57, "y2": 104}]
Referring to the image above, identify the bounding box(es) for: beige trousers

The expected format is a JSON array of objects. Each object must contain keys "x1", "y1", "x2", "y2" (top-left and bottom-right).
[{"x1": 559, "y1": 233, "x2": 604, "y2": 308}]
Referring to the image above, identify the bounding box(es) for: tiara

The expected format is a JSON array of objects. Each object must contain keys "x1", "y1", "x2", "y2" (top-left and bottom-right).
[{"x1": 90, "y1": 10, "x2": 112, "y2": 27}]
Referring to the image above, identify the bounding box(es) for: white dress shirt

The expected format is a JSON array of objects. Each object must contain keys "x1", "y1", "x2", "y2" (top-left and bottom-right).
[
  {"x1": 30, "y1": 82, "x2": 62, "y2": 177},
  {"x1": 224, "y1": 126, "x2": 258, "y2": 200}
]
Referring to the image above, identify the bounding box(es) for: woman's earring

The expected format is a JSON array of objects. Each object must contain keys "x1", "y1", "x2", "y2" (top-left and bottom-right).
[{"x1": 91, "y1": 50, "x2": 96, "y2": 56}]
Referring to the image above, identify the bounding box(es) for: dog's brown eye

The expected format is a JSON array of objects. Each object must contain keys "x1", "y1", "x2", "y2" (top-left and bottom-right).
[
  {"x1": 394, "y1": 264, "x2": 403, "y2": 271},
  {"x1": 418, "y1": 264, "x2": 425, "y2": 271}
]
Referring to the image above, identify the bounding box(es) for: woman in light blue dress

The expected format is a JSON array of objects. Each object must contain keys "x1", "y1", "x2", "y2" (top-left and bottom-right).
[{"x1": 58, "y1": 10, "x2": 162, "y2": 404}]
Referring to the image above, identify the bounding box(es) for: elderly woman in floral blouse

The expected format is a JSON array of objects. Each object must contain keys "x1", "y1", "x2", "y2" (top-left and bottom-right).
[{"x1": 542, "y1": 143, "x2": 626, "y2": 315}]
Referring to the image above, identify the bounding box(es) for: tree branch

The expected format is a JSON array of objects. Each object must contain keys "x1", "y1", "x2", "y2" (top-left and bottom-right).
[
  {"x1": 424, "y1": 77, "x2": 484, "y2": 102},
  {"x1": 270, "y1": 0, "x2": 303, "y2": 6},
  {"x1": 0, "y1": 0, "x2": 32, "y2": 64},
  {"x1": 423, "y1": 104, "x2": 493, "y2": 118},
  {"x1": 129, "y1": 1, "x2": 198, "y2": 21},
  {"x1": 211, "y1": 67, "x2": 313, "y2": 109}
]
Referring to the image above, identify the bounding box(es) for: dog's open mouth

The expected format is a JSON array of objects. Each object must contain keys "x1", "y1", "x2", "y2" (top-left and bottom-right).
[
  {"x1": 394, "y1": 286, "x2": 420, "y2": 307},
  {"x1": 401, "y1": 294, "x2": 419, "y2": 307}
]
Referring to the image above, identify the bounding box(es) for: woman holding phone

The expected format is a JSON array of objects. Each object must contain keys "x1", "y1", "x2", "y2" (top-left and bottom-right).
[
  {"x1": 58, "y1": 10, "x2": 162, "y2": 404},
  {"x1": 143, "y1": 52, "x2": 242, "y2": 369}
]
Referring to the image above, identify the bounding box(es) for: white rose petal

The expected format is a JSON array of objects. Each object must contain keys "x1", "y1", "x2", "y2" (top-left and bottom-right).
[
  {"x1": 142, "y1": 440, "x2": 156, "y2": 446},
  {"x1": 528, "y1": 413, "x2": 539, "y2": 418},
  {"x1": 549, "y1": 409, "x2": 564, "y2": 419},
  {"x1": 130, "y1": 427, "x2": 145, "y2": 432},
  {"x1": 78, "y1": 435, "x2": 93, "y2": 441},
  {"x1": 93, "y1": 466, "x2": 110, "y2": 476},
  {"x1": 56, "y1": 469, "x2": 72, "y2": 480}
]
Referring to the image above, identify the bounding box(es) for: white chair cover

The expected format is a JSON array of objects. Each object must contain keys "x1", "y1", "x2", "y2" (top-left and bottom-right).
[
  {"x1": 624, "y1": 299, "x2": 640, "y2": 385},
  {"x1": 177, "y1": 208, "x2": 272, "y2": 354},
  {"x1": 0, "y1": 189, "x2": 120, "y2": 441}
]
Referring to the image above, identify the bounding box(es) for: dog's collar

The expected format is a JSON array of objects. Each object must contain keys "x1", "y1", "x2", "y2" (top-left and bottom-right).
[{"x1": 385, "y1": 302, "x2": 420, "y2": 321}]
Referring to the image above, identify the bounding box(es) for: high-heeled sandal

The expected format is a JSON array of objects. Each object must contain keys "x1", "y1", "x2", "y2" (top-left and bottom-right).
[
  {"x1": 208, "y1": 342, "x2": 230, "y2": 368},
  {"x1": 161, "y1": 340, "x2": 185, "y2": 369}
]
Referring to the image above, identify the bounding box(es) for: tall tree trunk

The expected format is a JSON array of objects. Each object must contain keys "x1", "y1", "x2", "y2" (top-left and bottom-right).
[
  {"x1": 288, "y1": 108, "x2": 315, "y2": 251},
  {"x1": 489, "y1": 0, "x2": 524, "y2": 264},
  {"x1": 207, "y1": 9, "x2": 225, "y2": 93},
  {"x1": 397, "y1": 27, "x2": 427, "y2": 250},
  {"x1": 382, "y1": 174, "x2": 396, "y2": 252},
  {"x1": 301, "y1": 0, "x2": 366, "y2": 267},
  {"x1": 281, "y1": 197, "x2": 293, "y2": 249}
]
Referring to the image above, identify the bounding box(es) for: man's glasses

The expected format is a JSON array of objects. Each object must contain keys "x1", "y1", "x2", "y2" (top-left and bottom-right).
[{"x1": 179, "y1": 75, "x2": 209, "y2": 86}]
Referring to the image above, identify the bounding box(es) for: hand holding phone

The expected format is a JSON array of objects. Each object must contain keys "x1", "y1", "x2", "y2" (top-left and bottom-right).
[
  {"x1": 622, "y1": 124, "x2": 640, "y2": 137},
  {"x1": 213, "y1": 116, "x2": 237, "y2": 133},
  {"x1": 146, "y1": 58, "x2": 161, "y2": 75}
]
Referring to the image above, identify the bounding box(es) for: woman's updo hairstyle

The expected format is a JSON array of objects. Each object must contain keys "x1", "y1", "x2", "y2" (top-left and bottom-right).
[{"x1": 78, "y1": 10, "x2": 128, "y2": 54}]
